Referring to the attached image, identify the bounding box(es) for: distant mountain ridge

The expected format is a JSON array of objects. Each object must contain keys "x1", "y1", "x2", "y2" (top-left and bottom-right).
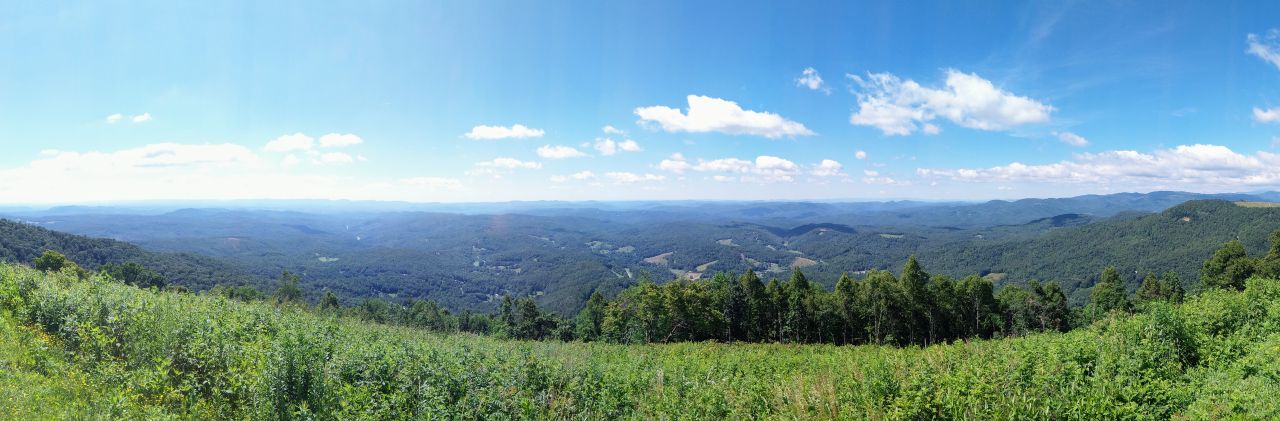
[
  {"x1": 3, "y1": 191, "x2": 1278, "y2": 314},
  {"x1": 0, "y1": 219, "x2": 261, "y2": 291}
]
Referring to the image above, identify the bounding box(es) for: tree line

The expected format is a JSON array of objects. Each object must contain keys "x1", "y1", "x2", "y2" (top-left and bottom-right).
[{"x1": 25, "y1": 228, "x2": 1280, "y2": 347}]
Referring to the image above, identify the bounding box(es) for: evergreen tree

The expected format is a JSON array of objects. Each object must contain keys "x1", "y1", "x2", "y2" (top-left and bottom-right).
[
  {"x1": 1161, "y1": 271, "x2": 1185, "y2": 304},
  {"x1": 785, "y1": 268, "x2": 812, "y2": 342},
  {"x1": 722, "y1": 272, "x2": 748, "y2": 341},
  {"x1": 739, "y1": 270, "x2": 767, "y2": 342},
  {"x1": 766, "y1": 278, "x2": 787, "y2": 342}
]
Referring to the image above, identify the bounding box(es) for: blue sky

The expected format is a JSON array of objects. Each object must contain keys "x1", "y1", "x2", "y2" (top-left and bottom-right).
[{"x1": 4, "y1": 1, "x2": 1280, "y2": 204}]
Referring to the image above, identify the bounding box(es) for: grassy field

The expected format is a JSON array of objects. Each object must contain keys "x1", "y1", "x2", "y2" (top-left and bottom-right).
[{"x1": 2, "y1": 262, "x2": 1280, "y2": 419}]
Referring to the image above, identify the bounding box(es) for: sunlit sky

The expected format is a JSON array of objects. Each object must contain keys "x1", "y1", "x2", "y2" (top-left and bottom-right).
[{"x1": 4, "y1": 1, "x2": 1280, "y2": 204}]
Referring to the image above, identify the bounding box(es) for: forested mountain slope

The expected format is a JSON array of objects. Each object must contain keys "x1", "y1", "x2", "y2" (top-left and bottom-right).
[
  {"x1": 0, "y1": 219, "x2": 260, "y2": 291},
  {"x1": 923, "y1": 200, "x2": 1280, "y2": 303},
  {"x1": 7, "y1": 193, "x2": 1280, "y2": 314}
]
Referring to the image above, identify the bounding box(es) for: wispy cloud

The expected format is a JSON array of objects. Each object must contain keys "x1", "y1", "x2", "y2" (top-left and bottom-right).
[
  {"x1": 1254, "y1": 107, "x2": 1280, "y2": 123},
  {"x1": 318, "y1": 133, "x2": 363, "y2": 148},
  {"x1": 401, "y1": 176, "x2": 462, "y2": 190},
  {"x1": 1247, "y1": 29, "x2": 1280, "y2": 71},
  {"x1": 796, "y1": 67, "x2": 830, "y2": 94},
  {"x1": 1054, "y1": 131, "x2": 1089, "y2": 147},
  {"x1": 918, "y1": 144, "x2": 1280, "y2": 189}
]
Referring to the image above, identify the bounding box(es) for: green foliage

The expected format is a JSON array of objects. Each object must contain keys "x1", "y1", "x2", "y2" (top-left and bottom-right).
[
  {"x1": 0, "y1": 219, "x2": 259, "y2": 291},
  {"x1": 33, "y1": 250, "x2": 69, "y2": 272},
  {"x1": 5, "y1": 260, "x2": 1280, "y2": 418},
  {"x1": 272, "y1": 271, "x2": 304, "y2": 304},
  {"x1": 100, "y1": 261, "x2": 166, "y2": 289},
  {"x1": 1090, "y1": 266, "x2": 1132, "y2": 317},
  {"x1": 1202, "y1": 240, "x2": 1257, "y2": 290}
]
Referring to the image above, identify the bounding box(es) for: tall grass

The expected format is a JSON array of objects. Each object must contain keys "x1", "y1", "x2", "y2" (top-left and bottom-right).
[{"x1": 2, "y1": 262, "x2": 1279, "y2": 419}]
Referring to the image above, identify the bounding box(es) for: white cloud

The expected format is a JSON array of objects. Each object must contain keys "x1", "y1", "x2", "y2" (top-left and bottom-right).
[
  {"x1": 315, "y1": 152, "x2": 354, "y2": 165},
  {"x1": 282, "y1": 154, "x2": 301, "y2": 167},
  {"x1": 1254, "y1": 107, "x2": 1280, "y2": 123},
  {"x1": 550, "y1": 171, "x2": 597, "y2": 183},
  {"x1": 605, "y1": 172, "x2": 665, "y2": 183},
  {"x1": 1055, "y1": 131, "x2": 1090, "y2": 147},
  {"x1": 660, "y1": 154, "x2": 802, "y2": 182},
  {"x1": 536, "y1": 145, "x2": 587, "y2": 159},
  {"x1": 855, "y1": 150, "x2": 868, "y2": 160},
  {"x1": 464, "y1": 124, "x2": 544, "y2": 140},
  {"x1": 593, "y1": 138, "x2": 641, "y2": 156},
  {"x1": 796, "y1": 67, "x2": 829, "y2": 93},
  {"x1": 0, "y1": 143, "x2": 270, "y2": 202},
  {"x1": 105, "y1": 113, "x2": 123, "y2": 124},
  {"x1": 401, "y1": 177, "x2": 462, "y2": 190},
  {"x1": 693, "y1": 157, "x2": 754, "y2": 173},
  {"x1": 265, "y1": 133, "x2": 316, "y2": 152},
  {"x1": 863, "y1": 176, "x2": 899, "y2": 185},
  {"x1": 602, "y1": 125, "x2": 626, "y2": 135},
  {"x1": 131, "y1": 112, "x2": 152, "y2": 123},
  {"x1": 0, "y1": 143, "x2": 480, "y2": 203},
  {"x1": 918, "y1": 144, "x2": 1280, "y2": 189},
  {"x1": 318, "y1": 133, "x2": 363, "y2": 148},
  {"x1": 658, "y1": 153, "x2": 691, "y2": 174},
  {"x1": 468, "y1": 157, "x2": 542, "y2": 178},
  {"x1": 754, "y1": 156, "x2": 800, "y2": 181},
  {"x1": 1247, "y1": 29, "x2": 1280, "y2": 71},
  {"x1": 811, "y1": 159, "x2": 844, "y2": 177},
  {"x1": 863, "y1": 169, "x2": 880, "y2": 177},
  {"x1": 634, "y1": 95, "x2": 814, "y2": 138},
  {"x1": 848, "y1": 69, "x2": 1053, "y2": 135},
  {"x1": 476, "y1": 157, "x2": 542, "y2": 170}
]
